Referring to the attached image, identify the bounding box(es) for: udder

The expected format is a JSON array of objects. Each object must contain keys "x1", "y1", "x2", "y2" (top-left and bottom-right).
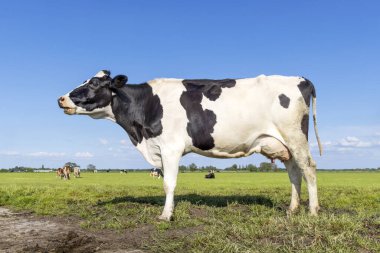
[{"x1": 251, "y1": 136, "x2": 291, "y2": 162}]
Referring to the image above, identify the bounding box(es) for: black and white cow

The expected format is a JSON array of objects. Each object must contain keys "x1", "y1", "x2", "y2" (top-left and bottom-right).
[
  {"x1": 58, "y1": 70, "x2": 322, "y2": 221},
  {"x1": 150, "y1": 168, "x2": 164, "y2": 178}
]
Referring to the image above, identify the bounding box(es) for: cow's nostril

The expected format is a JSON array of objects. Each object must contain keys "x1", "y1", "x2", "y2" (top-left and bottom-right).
[{"x1": 60, "y1": 97, "x2": 65, "y2": 102}]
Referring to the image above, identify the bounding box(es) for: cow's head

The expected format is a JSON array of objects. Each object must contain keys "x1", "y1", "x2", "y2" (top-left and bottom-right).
[{"x1": 58, "y1": 70, "x2": 127, "y2": 120}]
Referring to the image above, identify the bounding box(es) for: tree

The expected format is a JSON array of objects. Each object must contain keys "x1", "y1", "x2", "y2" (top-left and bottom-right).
[
  {"x1": 259, "y1": 162, "x2": 276, "y2": 172},
  {"x1": 247, "y1": 164, "x2": 258, "y2": 172},
  {"x1": 189, "y1": 163, "x2": 198, "y2": 172},
  {"x1": 224, "y1": 164, "x2": 239, "y2": 171},
  {"x1": 87, "y1": 164, "x2": 96, "y2": 172},
  {"x1": 179, "y1": 165, "x2": 187, "y2": 173},
  {"x1": 64, "y1": 162, "x2": 79, "y2": 169},
  {"x1": 203, "y1": 165, "x2": 217, "y2": 172}
]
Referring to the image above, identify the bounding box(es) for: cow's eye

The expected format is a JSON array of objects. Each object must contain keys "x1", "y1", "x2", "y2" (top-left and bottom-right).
[{"x1": 89, "y1": 82, "x2": 99, "y2": 89}]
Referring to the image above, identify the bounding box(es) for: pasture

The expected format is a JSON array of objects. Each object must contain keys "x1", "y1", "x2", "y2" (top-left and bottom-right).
[{"x1": 0, "y1": 171, "x2": 379, "y2": 252}]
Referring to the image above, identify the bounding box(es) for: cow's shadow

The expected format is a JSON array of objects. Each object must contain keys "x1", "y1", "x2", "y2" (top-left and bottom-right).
[{"x1": 97, "y1": 193, "x2": 273, "y2": 208}]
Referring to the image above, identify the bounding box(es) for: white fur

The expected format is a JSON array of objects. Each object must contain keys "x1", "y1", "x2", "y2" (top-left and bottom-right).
[{"x1": 94, "y1": 70, "x2": 108, "y2": 77}]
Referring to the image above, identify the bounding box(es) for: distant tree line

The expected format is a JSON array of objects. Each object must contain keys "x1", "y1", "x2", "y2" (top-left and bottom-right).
[
  {"x1": 318, "y1": 168, "x2": 380, "y2": 172},
  {"x1": 6, "y1": 166, "x2": 34, "y2": 173},
  {"x1": 224, "y1": 162, "x2": 284, "y2": 172},
  {"x1": 0, "y1": 164, "x2": 379, "y2": 173},
  {"x1": 179, "y1": 163, "x2": 218, "y2": 173},
  {"x1": 178, "y1": 162, "x2": 284, "y2": 172}
]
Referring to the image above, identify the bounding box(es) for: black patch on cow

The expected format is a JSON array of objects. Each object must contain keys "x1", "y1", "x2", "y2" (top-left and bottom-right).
[
  {"x1": 111, "y1": 83, "x2": 163, "y2": 146},
  {"x1": 301, "y1": 114, "x2": 309, "y2": 140},
  {"x1": 182, "y1": 79, "x2": 236, "y2": 101},
  {"x1": 278, "y1": 94, "x2": 290, "y2": 108},
  {"x1": 297, "y1": 78, "x2": 316, "y2": 107},
  {"x1": 69, "y1": 77, "x2": 112, "y2": 111},
  {"x1": 180, "y1": 79, "x2": 236, "y2": 150}
]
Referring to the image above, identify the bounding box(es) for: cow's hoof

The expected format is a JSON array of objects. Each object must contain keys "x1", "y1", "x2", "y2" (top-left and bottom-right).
[
  {"x1": 286, "y1": 205, "x2": 300, "y2": 217},
  {"x1": 286, "y1": 209, "x2": 293, "y2": 217},
  {"x1": 309, "y1": 206, "x2": 320, "y2": 216},
  {"x1": 286, "y1": 208, "x2": 299, "y2": 217},
  {"x1": 158, "y1": 214, "x2": 173, "y2": 221},
  {"x1": 309, "y1": 211, "x2": 318, "y2": 216}
]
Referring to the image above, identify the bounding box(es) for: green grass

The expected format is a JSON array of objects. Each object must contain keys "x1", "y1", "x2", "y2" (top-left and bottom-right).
[{"x1": 0, "y1": 171, "x2": 379, "y2": 252}]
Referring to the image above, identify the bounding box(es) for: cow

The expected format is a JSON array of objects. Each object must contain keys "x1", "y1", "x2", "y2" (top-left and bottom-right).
[
  {"x1": 73, "y1": 167, "x2": 80, "y2": 178},
  {"x1": 150, "y1": 168, "x2": 164, "y2": 179},
  {"x1": 57, "y1": 167, "x2": 70, "y2": 180},
  {"x1": 62, "y1": 165, "x2": 70, "y2": 180},
  {"x1": 58, "y1": 70, "x2": 323, "y2": 221},
  {"x1": 56, "y1": 168, "x2": 64, "y2": 179},
  {"x1": 205, "y1": 170, "x2": 215, "y2": 179}
]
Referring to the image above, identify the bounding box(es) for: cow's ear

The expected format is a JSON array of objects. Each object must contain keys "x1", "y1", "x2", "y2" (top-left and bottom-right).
[{"x1": 112, "y1": 75, "x2": 128, "y2": 88}]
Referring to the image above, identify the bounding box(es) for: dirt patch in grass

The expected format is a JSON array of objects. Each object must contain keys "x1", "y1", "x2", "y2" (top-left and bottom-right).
[
  {"x1": 164, "y1": 225, "x2": 204, "y2": 240},
  {"x1": 362, "y1": 215, "x2": 380, "y2": 242},
  {"x1": 188, "y1": 207, "x2": 207, "y2": 218},
  {"x1": 0, "y1": 207, "x2": 149, "y2": 252},
  {"x1": 326, "y1": 207, "x2": 358, "y2": 216}
]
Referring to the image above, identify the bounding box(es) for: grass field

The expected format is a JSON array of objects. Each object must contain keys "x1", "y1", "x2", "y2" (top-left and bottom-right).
[{"x1": 0, "y1": 171, "x2": 379, "y2": 252}]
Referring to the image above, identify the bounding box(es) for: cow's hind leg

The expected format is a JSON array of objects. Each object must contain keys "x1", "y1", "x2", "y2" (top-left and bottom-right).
[
  {"x1": 301, "y1": 154, "x2": 319, "y2": 215},
  {"x1": 284, "y1": 158, "x2": 302, "y2": 214},
  {"x1": 158, "y1": 150, "x2": 181, "y2": 221},
  {"x1": 287, "y1": 141, "x2": 319, "y2": 216},
  {"x1": 255, "y1": 136, "x2": 304, "y2": 213}
]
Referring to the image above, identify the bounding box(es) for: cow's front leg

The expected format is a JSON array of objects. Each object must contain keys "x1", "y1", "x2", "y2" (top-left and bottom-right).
[{"x1": 158, "y1": 151, "x2": 181, "y2": 221}]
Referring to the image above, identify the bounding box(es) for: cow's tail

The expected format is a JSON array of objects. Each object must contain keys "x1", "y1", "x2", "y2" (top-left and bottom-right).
[{"x1": 311, "y1": 84, "x2": 323, "y2": 156}]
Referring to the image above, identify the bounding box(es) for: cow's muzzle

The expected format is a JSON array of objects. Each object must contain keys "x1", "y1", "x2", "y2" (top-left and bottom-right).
[{"x1": 58, "y1": 96, "x2": 76, "y2": 115}]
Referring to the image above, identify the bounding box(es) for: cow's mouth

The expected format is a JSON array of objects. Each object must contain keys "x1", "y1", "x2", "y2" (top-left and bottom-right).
[{"x1": 63, "y1": 107, "x2": 76, "y2": 115}]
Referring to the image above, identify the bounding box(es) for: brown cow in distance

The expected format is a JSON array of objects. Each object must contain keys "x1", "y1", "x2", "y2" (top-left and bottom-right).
[
  {"x1": 56, "y1": 168, "x2": 64, "y2": 179},
  {"x1": 62, "y1": 166, "x2": 70, "y2": 180}
]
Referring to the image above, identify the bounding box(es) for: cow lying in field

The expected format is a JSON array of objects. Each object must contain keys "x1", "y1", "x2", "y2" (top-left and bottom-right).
[
  {"x1": 58, "y1": 70, "x2": 322, "y2": 221},
  {"x1": 150, "y1": 168, "x2": 164, "y2": 179},
  {"x1": 205, "y1": 170, "x2": 215, "y2": 179}
]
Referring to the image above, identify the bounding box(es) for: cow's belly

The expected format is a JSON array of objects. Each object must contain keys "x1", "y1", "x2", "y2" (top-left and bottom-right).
[{"x1": 191, "y1": 135, "x2": 290, "y2": 161}]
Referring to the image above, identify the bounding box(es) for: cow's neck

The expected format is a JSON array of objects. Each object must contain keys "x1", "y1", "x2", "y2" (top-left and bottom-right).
[{"x1": 111, "y1": 83, "x2": 163, "y2": 146}]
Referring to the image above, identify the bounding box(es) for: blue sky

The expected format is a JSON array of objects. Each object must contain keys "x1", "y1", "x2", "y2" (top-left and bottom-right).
[{"x1": 0, "y1": 1, "x2": 379, "y2": 169}]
